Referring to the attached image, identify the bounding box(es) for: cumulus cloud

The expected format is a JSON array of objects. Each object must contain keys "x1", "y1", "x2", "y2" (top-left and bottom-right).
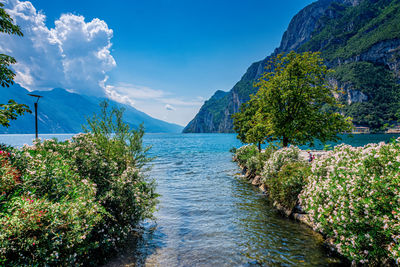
[
  {"x1": 165, "y1": 104, "x2": 175, "y2": 111},
  {"x1": 0, "y1": 0, "x2": 115, "y2": 95},
  {"x1": 0, "y1": 0, "x2": 204, "y2": 125}
]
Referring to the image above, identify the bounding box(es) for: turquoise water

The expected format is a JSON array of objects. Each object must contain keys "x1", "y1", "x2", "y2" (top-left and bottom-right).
[{"x1": 1, "y1": 133, "x2": 399, "y2": 266}]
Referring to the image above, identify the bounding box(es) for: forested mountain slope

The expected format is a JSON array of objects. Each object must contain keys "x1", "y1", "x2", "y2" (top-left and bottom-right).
[{"x1": 183, "y1": 0, "x2": 400, "y2": 133}]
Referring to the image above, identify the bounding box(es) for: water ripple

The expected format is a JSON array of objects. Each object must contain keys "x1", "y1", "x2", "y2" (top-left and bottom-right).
[{"x1": 106, "y1": 133, "x2": 343, "y2": 266}]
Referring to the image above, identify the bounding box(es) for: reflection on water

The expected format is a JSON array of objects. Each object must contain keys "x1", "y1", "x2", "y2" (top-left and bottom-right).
[{"x1": 1, "y1": 133, "x2": 398, "y2": 266}]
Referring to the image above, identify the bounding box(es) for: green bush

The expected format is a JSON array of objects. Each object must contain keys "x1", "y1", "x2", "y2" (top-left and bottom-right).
[
  {"x1": 235, "y1": 144, "x2": 259, "y2": 166},
  {"x1": 261, "y1": 146, "x2": 303, "y2": 184},
  {"x1": 0, "y1": 141, "x2": 104, "y2": 265},
  {"x1": 245, "y1": 156, "x2": 259, "y2": 175},
  {"x1": 245, "y1": 146, "x2": 276, "y2": 176},
  {"x1": 268, "y1": 162, "x2": 310, "y2": 210},
  {"x1": 0, "y1": 101, "x2": 158, "y2": 266},
  {"x1": 300, "y1": 139, "x2": 400, "y2": 265}
]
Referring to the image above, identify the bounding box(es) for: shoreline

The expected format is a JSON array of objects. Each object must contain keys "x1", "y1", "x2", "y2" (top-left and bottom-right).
[
  {"x1": 234, "y1": 154, "x2": 349, "y2": 265},
  {"x1": 233, "y1": 141, "x2": 400, "y2": 266}
]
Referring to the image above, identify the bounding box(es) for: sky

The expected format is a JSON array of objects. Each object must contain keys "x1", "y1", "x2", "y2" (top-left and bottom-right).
[{"x1": 1, "y1": 0, "x2": 316, "y2": 126}]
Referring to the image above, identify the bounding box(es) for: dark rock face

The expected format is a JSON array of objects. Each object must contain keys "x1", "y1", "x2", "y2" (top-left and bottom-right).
[
  {"x1": 183, "y1": 0, "x2": 347, "y2": 133},
  {"x1": 183, "y1": 87, "x2": 247, "y2": 133},
  {"x1": 341, "y1": 39, "x2": 400, "y2": 77},
  {"x1": 183, "y1": 0, "x2": 400, "y2": 133},
  {"x1": 278, "y1": 0, "x2": 342, "y2": 53}
]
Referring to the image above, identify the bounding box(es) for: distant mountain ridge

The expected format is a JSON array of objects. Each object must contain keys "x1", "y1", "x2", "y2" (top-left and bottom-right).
[
  {"x1": 183, "y1": 0, "x2": 400, "y2": 133},
  {"x1": 0, "y1": 84, "x2": 183, "y2": 134}
]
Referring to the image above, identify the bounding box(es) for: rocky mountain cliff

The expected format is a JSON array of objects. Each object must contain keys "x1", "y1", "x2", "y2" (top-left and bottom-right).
[{"x1": 183, "y1": 0, "x2": 400, "y2": 133}]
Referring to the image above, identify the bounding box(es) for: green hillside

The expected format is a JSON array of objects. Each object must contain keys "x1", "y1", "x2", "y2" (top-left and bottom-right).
[
  {"x1": 184, "y1": 0, "x2": 400, "y2": 133},
  {"x1": 300, "y1": 0, "x2": 400, "y2": 59},
  {"x1": 298, "y1": 0, "x2": 400, "y2": 131}
]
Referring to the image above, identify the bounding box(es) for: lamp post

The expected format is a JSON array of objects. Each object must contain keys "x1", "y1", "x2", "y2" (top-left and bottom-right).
[{"x1": 28, "y1": 94, "x2": 43, "y2": 139}]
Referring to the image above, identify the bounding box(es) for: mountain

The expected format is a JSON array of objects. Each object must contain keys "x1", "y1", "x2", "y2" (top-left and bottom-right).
[
  {"x1": 0, "y1": 84, "x2": 183, "y2": 134},
  {"x1": 183, "y1": 0, "x2": 400, "y2": 133}
]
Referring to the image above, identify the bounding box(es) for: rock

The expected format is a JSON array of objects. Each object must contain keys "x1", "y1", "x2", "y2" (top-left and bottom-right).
[
  {"x1": 259, "y1": 183, "x2": 267, "y2": 193},
  {"x1": 292, "y1": 213, "x2": 316, "y2": 229},
  {"x1": 273, "y1": 201, "x2": 292, "y2": 217},
  {"x1": 251, "y1": 175, "x2": 261, "y2": 186},
  {"x1": 293, "y1": 204, "x2": 305, "y2": 214}
]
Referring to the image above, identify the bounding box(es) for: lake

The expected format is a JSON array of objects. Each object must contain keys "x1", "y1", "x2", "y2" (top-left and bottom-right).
[{"x1": 0, "y1": 133, "x2": 398, "y2": 266}]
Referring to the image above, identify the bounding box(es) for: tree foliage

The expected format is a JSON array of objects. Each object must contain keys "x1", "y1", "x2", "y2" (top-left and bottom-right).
[
  {"x1": 234, "y1": 51, "x2": 353, "y2": 147},
  {"x1": 82, "y1": 100, "x2": 152, "y2": 170},
  {"x1": 0, "y1": 3, "x2": 31, "y2": 127},
  {"x1": 232, "y1": 97, "x2": 274, "y2": 151},
  {"x1": 0, "y1": 99, "x2": 31, "y2": 127}
]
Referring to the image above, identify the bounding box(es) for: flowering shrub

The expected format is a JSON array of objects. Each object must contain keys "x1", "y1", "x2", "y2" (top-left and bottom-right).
[
  {"x1": 260, "y1": 146, "x2": 307, "y2": 210},
  {"x1": 300, "y1": 139, "x2": 400, "y2": 265},
  {"x1": 246, "y1": 147, "x2": 276, "y2": 176},
  {"x1": 234, "y1": 144, "x2": 306, "y2": 210},
  {"x1": 235, "y1": 144, "x2": 259, "y2": 166},
  {"x1": 0, "y1": 194, "x2": 103, "y2": 265},
  {"x1": 0, "y1": 148, "x2": 20, "y2": 193},
  {"x1": 234, "y1": 144, "x2": 277, "y2": 176},
  {"x1": 0, "y1": 102, "x2": 158, "y2": 265},
  {"x1": 246, "y1": 156, "x2": 260, "y2": 175},
  {"x1": 0, "y1": 141, "x2": 104, "y2": 265},
  {"x1": 261, "y1": 146, "x2": 303, "y2": 184}
]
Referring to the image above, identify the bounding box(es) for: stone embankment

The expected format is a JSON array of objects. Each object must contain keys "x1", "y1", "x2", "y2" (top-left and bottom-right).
[
  {"x1": 236, "y1": 160, "x2": 315, "y2": 228},
  {"x1": 234, "y1": 150, "x2": 344, "y2": 259}
]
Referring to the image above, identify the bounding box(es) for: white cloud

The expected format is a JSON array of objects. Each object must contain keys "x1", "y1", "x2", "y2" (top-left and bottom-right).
[
  {"x1": 165, "y1": 104, "x2": 175, "y2": 111},
  {"x1": 0, "y1": 0, "x2": 204, "y2": 126},
  {"x1": 160, "y1": 97, "x2": 203, "y2": 107},
  {"x1": 105, "y1": 82, "x2": 204, "y2": 109},
  {"x1": 105, "y1": 83, "x2": 166, "y2": 100},
  {"x1": 0, "y1": 0, "x2": 116, "y2": 95},
  {"x1": 104, "y1": 82, "x2": 204, "y2": 125}
]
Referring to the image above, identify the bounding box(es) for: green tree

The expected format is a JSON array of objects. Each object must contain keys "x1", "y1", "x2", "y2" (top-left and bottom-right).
[
  {"x1": 232, "y1": 96, "x2": 275, "y2": 151},
  {"x1": 254, "y1": 51, "x2": 352, "y2": 147},
  {"x1": 0, "y1": 3, "x2": 31, "y2": 127}
]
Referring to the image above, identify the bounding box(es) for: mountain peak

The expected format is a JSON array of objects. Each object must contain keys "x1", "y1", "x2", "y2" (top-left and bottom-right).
[{"x1": 1, "y1": 84, "x2": 183, "y2": 134}]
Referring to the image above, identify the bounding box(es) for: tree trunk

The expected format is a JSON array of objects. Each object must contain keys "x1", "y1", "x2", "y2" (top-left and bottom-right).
[
  {"x1": 283, "y1": 136, "x2": 289, "y2": 147},
  {"x1": 258, "y1": 142, "x2": 261, "y2": 152}
]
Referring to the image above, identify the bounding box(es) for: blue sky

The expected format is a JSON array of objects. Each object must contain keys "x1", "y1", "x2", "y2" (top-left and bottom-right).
[{"x1": 3, "y1": 0, "x2": 315, "y2": 126}]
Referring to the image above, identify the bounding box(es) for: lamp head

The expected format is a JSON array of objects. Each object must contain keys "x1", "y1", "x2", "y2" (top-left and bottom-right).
[
  {"x1": 28, "y1": 94, "x2": 43, "y2": 98},
  {"x1": 28, "y1": 94, "x2": 43, "y2": 103}
]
